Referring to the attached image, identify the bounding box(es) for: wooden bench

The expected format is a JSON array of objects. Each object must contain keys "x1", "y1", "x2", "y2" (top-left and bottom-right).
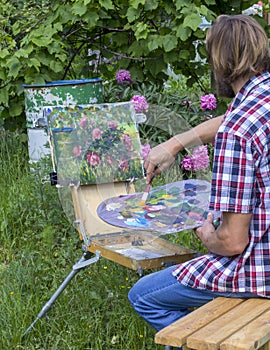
[{"x1": 155, "y1": 297, "x2": 270, "y2": 350}]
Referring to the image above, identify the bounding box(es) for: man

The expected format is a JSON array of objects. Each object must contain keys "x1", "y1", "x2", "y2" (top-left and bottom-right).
[{"x1": 128, "y1": 14, "x2": 270, "y2": 333}]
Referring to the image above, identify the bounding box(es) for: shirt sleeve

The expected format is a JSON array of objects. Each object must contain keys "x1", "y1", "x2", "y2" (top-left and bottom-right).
[{"x1": 209, "y1": 131, "x2": 255, "y2": 213}]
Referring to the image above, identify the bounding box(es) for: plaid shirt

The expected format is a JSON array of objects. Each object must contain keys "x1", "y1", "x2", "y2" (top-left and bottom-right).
[{"x1": 172, "y1": 72, "x2": 270, "y2": 297}]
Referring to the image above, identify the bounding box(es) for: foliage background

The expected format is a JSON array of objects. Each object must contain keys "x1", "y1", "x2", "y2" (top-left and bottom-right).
[{"x1": 0, "y1": 0, "x2": 267, "y2": 130}]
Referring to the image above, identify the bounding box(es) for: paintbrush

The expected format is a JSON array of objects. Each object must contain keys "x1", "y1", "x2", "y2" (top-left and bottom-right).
[{"x1": 138, "y1": 172, "x2": 155, "y2": 206}]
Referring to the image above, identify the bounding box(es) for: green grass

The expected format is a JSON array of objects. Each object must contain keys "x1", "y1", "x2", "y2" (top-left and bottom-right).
[{"x1": 0, "y1": 130, "x2": 205, "y2": 350}]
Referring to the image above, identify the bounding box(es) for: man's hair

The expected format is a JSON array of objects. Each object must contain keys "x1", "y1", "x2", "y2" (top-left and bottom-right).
[{"x1": 206, "y1": 15, "x2": 270, "y2": 85}]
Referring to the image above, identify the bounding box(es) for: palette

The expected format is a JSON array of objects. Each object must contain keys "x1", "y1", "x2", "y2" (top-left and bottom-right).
[{"x1": 97, "y1": 179, "x2": 212, "y2": 234}]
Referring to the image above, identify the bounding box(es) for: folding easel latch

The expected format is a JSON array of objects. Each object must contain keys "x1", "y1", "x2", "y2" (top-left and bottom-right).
[{"x1": 74, "y1": 219, "x2": 91, "y2": 247}]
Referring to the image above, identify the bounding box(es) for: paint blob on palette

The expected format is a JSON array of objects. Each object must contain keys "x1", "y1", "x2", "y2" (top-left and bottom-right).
[{"x1": 97, "y1": 179, "x2": 215, "y2": 234}]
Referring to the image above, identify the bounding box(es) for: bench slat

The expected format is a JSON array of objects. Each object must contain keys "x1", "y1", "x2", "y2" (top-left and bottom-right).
[
  {"x1": 220, "y1": 308, "x2": 270, "y2": 350},
  {"x1": 155, "y1": 297, "x2": 244, "y2": 348},
  {"x1": 187, "y1": 299, "x2": 270, "y2": 350}
]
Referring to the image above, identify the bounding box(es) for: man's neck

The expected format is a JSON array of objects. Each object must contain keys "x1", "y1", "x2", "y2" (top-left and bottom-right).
[{"x1": 231, "y1": 74, "x2": 254, "y2": 94}]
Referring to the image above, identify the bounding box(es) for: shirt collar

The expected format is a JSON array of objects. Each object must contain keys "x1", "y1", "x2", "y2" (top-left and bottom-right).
[{"x1": 230, "y1": 71, "x2": 270, "y2": 110}]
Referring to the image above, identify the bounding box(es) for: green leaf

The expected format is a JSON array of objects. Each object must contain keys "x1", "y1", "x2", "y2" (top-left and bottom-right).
[
  {"x1": 31, "y1": 36, "x2": 52, "y2": 47},
  {"x1": 134, "y1": 22, "x2": 149, "y2": 40},
  {"x1": 163, "y1": 35, "x2": 178, "y2": 52},
  {"x1": 99, "y1": 0, "x2": 114, "y2": 10},
  {"x1": 28, "y1": 58, "x2": 41, "y2": 71},
  {"x1": 130, "y1": 0, "x2": 146, "y2": 9},
  {"x1": 204, "y1": 0, "x2": 217, "y2": 5},
  {"x1": 0, "y1": 69, "x2": 6, "y2": 80},
  {"x1": 145, "y1": 58, "x2": 166, "y2": 77},
  {"x1": 6, "y1": 57, "x2": 21, "y2": 79},
  {"x1": 0, "y1": 87, "x2": 9, "y2": 105},
  {"x1": 85, "y1": 12, "x2": 99, "y2": 28},
  {"x1": 14, "y1": 49, "x2": 31, "y2": 59},
  {"x1": 179, "y1": 49, "x2": 191, "y2": 60},
  {"x1": 0, "y1": 49, "x2": 10, "y2": 59},
  {"x1": 175, "y1": 0, "x2": 190, "y2": 10},
  {"x1": 144, "y1": 0, "x2": 159, "y2": 10},
  {"x1": 53, "y1": 22, "x2": 63, "y2": 31},
  {"x1": 72, "y1": 3, "x2": 87, "y2": 16},
  {"x1": 148, "y1": 35, "x2": 163, "y2": 51},
  {"x1": 9, "y1": 101, "x2": 23, "y2": 117},
  {"x1": 176, "y1": 26, "x2": 192, "y2": 41},
  {"x1": 49, "y1": 61, "x2": 63, "y2": 73},
  {"x1": 126, "y1": 7, "x2": 140, "y2": 22},
  {"x1": 183, "y1": 13, "x2": 203, "y2": 31}
]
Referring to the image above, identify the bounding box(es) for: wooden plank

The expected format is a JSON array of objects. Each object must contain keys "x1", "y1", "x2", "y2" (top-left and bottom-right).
[
  {"x1": 154, "y1": 297, "x2": 244, "y2": 348},
  {"x1": 220, "y1": 308, "x2": 270, "y2": 350},
  {"x1": 187, "y1": 299, "x2": 270, "y2": 350},
  {"x1": 261, "y1": 342, "x2": 270, "y2": 350}
]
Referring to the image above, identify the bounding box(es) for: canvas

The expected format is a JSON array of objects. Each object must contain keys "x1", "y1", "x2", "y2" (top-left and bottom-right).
[{"x1": 46, "y1": 103, "x2": 144, "y2": 185}]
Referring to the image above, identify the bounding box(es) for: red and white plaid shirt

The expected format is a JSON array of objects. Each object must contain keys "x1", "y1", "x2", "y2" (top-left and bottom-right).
[{"x1": 172, "y1": 72, "x2": 270, "y2": 297}]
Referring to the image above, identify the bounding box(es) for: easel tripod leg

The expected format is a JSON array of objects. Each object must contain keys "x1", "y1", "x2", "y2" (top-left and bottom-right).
[{"x1": 24, "y1": 250, "x2": 100, "y2": 335}]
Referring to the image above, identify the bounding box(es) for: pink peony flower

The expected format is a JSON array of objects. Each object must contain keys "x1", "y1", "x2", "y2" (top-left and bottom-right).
[
  {"x1": 72, "y1": 145, "x2": 82, "y2": 158},
  {"x1": 131, "y1": 95, "x2": 149, "y2": 113},
  {"x1": 200, "y1": 94, "x2": 217, "y2": 110},
  {"x1": 92, "y1": 128, "x2": 103, "y2": 140},
  {"x1": 86, "y1": 151, "x2": 100, "y2": 167},
  {"x1": 116, "y1": 69, "x2": 132, "y2": 84},
  {"x1": 118, "y1": 160, "x2": 129, "y2": 171},
  {"x1": 192, "y1": 145, "x2": 210, "y2": 171},
  {"x1": 123, "y1": 134, "x2": 133, "y2": 150},
  {"x1": 181, "y1": 145, "x2": 210, "y2": 172},
  {"x1": 181, "y1": 154, "x2": 194, "y2": 171},
  {"x1": 107, "y1": 120, "x2": 118, "y2": 130},
  {"x1": 79, "y1": 116, "x2": 88, "y2": 129},
  {"x1": 141, "y1": 143, "x2": 151, "y2": 161}
]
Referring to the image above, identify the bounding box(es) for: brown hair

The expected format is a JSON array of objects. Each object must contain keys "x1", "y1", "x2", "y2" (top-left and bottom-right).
[{"x1": 206, "y1": 15, "x2": 270, "y2": 85}]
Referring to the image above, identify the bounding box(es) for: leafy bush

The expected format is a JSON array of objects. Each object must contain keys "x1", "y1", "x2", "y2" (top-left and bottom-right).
[{"x1": 0, "y1": 0, "x2": 264, "y2": 130}]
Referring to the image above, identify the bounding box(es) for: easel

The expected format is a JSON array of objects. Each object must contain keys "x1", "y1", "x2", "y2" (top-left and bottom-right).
[{"x1": 24, "y1": 102, "x2": 196, "y2": 334}]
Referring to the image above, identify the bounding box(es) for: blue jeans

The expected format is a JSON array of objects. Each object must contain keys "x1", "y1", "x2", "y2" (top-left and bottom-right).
[{"x1": 128, "y1": 265, "x2": 260, "y2": 332}]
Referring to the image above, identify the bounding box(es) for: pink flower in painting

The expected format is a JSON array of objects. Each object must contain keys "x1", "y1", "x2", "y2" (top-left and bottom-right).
[
  {"x1": 116, "y1": 69, "x2": 132, "y2": 84},
  {"x1": 86, "y1": 151, "x2": 100, "y2": 167},
  {"x1": 181, "y1": 155, "x2": 194, "y2": 171},
  {"x1": 123, "y1": 134, "x2": 133, "y2": 150},
  {"x1": 200, "y1": 94, "x2": 217, "y2": 110},
  {"x1": 79, "y1": 116, "x2": 88, "y2": 129},
  {"x1": 92, "y1": 128, "x2": 103, "y2": 140},
  {"x1": 141, "y1": 143, "x2": 151, "y2": 161},
  {"x1": 192, "y1": 145, "x2": 210, "y2": 171},
  {"x1": 108, "y1": 120, "x2": 118, "y2": 130},
  {"x1": 131, "y1": 95, "x2": 149, "y2": 113},
  {"x1": 118, "y1": 160, "x2": 129, "y2": 172},
  {"x1": 106, "y1": 155, "x2": 114, "y2": 165},
  {"x1": 72, "y1": 145, "x2": 82, "y2": 158}
]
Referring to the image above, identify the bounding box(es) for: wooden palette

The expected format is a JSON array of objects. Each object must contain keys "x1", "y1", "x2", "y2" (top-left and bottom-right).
[{"x1": 97, "y1": 179, "x2": 212, "y2": 235}]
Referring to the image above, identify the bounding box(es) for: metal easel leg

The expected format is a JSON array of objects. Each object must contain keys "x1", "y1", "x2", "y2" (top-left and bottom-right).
[{"x1": 24, "y1": 250, "x2": 100, "y2": 335}]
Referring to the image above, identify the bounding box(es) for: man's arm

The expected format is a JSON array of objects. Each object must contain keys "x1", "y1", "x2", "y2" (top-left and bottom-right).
[
  {"x1": 195, "y1": 212, "x2": 251, "y2": 256},
  {"x1": 144, "y1": 116, "x2": 223, "y2": 183}
]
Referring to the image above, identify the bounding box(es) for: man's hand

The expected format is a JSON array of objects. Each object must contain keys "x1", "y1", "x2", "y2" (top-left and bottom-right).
[
  {"x1": 144, "y1": 139, "x2": 179, "y2": 183},
  {"x1": 195, "y1": 212, "x2": 251, "y2": 256}
]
